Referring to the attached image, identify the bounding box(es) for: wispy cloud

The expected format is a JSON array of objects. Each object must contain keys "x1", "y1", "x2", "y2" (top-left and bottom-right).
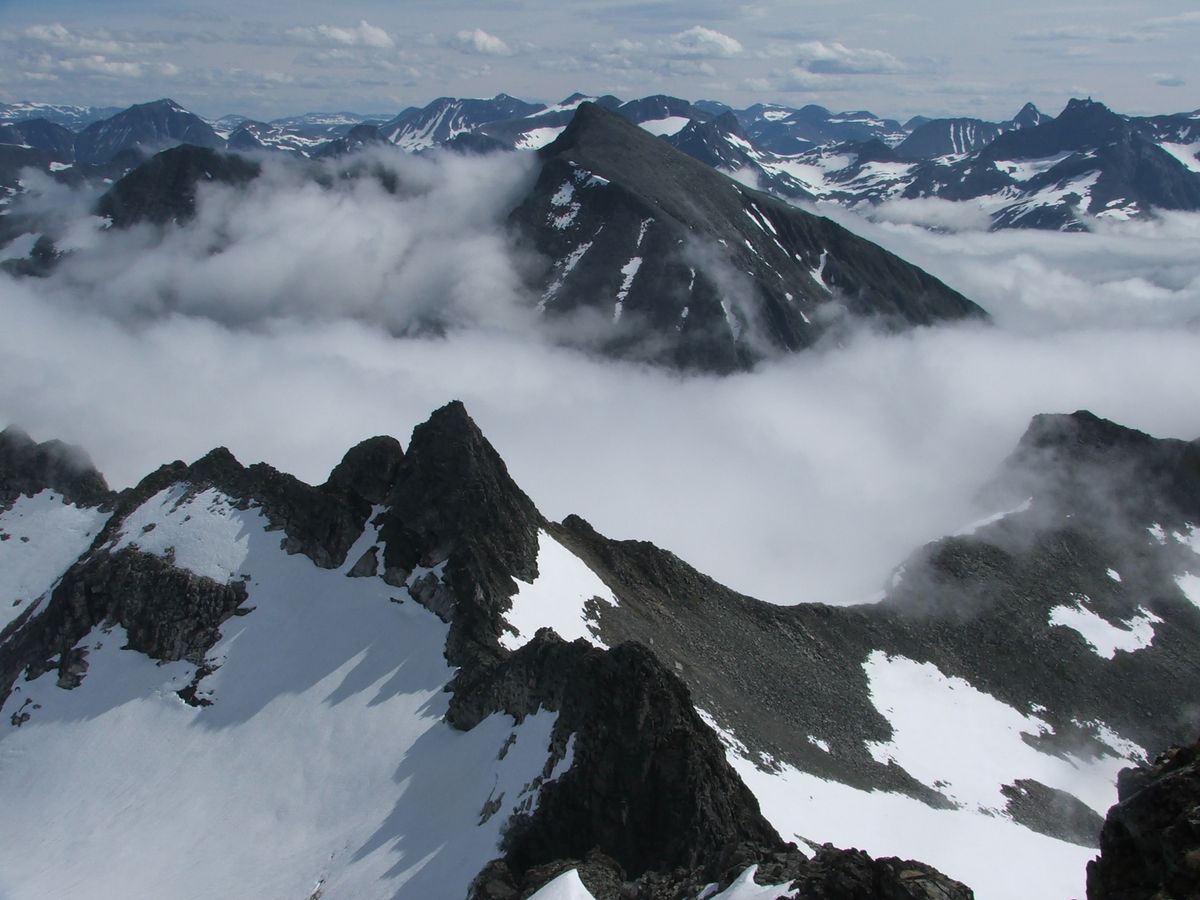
[{"x1": 284, "y1": 20, "x2": 395, "y2": 50}]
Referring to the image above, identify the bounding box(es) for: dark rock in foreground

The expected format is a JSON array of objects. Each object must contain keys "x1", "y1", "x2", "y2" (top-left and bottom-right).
[{"x1": 1087, "y1": 737, "x2": 1200, "y2": 900}]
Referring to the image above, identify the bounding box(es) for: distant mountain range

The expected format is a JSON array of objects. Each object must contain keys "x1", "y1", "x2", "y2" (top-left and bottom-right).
[
  {"x1": 2, "y1": 93, "x2": 1199, "y2": 231},
  {"x1": 1, "y1": 100, "x2": 984, "y2": 373}
]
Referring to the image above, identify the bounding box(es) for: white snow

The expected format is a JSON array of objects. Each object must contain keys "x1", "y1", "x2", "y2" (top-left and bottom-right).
[
  {"x1": 516, "y1": 126, "x2": 567, "y2": 151},
  {"x1": 810, "y1": 250, "x2": 832, "y2": 292},
  {"x1": 500, "y1": 529, "x2": 617, "y2": 651},
  {"x1": 1176, "y1": 573, "x2": 1200, "y2": 610},
  {"x1": 698, "y1": 652, "x2": 1143, "y2": 900},
  {"x1": 1047, "y1": 595, "x2": 1160, "y2": 658},
  {"x1": 995, "y1": 153, "x2": 1074, "y2": 182},
  {"x1": 864, "y1": 651, "x2": 1141, "y2": 814},
  {"x1": 0, "y1": 498, "x2": 567, "y2": 900},
  {"x1": 0, "y1": 490, "x2": 108, "y2": 630},
  {"x1": 528, "y1": 868, "x2": 597, "y2": 900},
  {"x1": 638, "y1": 116, "x2": 691, "y2": 137},
  {"x1": 807, "y1": 735, "x2": 831, "y2": 753},
  {"x1": 720, "y1": 299, "x2": 742, "y2": 340},
  {"x1": 707, "y1": 865, "x2": 794, "y2": 899},
  {"x1": 48, "y1": 161, "x2": 73, "y2": 172},
  {"x1": 548, "y1": 180, "x2": 581, "y2": 230},
  {"x1": 540, "y1": 240, "x2": 594, "y2": 310},
  {"x1": 109, "y1": 484, "x2": 254, "y2": 582},
  {"x1": 1158, "y1": 141, "x2": 1200, "y2": 173},
  {"x1": 1106, "y1": 568, "x2": 1122, "y2": 583},
  {"x1": 613, "y1": 256, "x2": 643, "y2": 323}
]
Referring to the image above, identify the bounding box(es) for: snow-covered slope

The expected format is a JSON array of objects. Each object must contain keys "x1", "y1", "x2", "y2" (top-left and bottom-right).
[{"x1": 3, "y1": 404, "x2": 1197, "y2": 899}]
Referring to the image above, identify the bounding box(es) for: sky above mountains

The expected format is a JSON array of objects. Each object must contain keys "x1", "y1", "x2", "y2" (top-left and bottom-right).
[{"x1": 0, "y1": 1, "x2": 1196, "y2": 121}]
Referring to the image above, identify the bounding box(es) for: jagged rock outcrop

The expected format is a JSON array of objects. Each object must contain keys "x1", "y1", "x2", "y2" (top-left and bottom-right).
[
  {"x1": 0, "y1": 425, "x2": 112, "y2": 509},
  {"x1": 0, "y1": 432, "x2": 404, "y2": 708},
  {"x1": 548, "y1": 410, "x2": 1200, "y2": 841},
  {"x1": 379, "y1": 401, "x2": 545, "y2": 666},
  {"x1": 1087, "y1": 737, "x2": 1200, "y2": 899}
]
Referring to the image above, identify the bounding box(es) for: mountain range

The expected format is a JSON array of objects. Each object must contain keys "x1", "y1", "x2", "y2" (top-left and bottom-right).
[
  {"x1": 3, "y1": 92, "x2": 1197, "y2": 232},
  {"x1": 2, "y1": 100, "x2": 985, "y2": 373},
  {"x1": 2, "y1": 399, "x2": 1198, "y2": 899}
]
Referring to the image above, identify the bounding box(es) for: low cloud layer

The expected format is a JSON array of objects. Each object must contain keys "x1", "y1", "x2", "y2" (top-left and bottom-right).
[{"x1": 2, "y1": 154, "x2": 1199, "y2": 607}]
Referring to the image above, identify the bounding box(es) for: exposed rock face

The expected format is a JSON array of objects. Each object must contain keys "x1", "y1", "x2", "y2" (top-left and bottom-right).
[
  {"x1": 0, "y1": 432, "x2": 402, "y2": 708},
  {"x1": 96, "y1": 144, "x2": 260, "y2": 226},
  {"x1": 0, "y1": 425, "x2": 112, "y2": 510},
  {"x1": 552, "y1": 410, "x2": 1200, "y2": 829},
  {"x1": 452, "y1": 634, "x2": 779, "y2": 884},
  {"x1": 380, "y1": 400, "x2": 545, "y2": 666},
  {"x1": 1002, "y1": 779, "x2": 1105, "y2": 848},
  {"x1": 1087, "y1": 737, "x2": 1200, "y2": 900}
]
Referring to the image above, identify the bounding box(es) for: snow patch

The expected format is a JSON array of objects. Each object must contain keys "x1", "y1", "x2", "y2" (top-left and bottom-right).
[
  {"x1": 613, "y1": 256, "x2": 643, "y2": 323},
  {"x1": 1158, "y1": 141, "x2": 1200, "y2": 174},
  {"x1": 528, "y1": 869, "x2": 596, "y2": 900},
  {"x1": 638, "y1": 116, "x2": 690, "y2": 137},
  {"x1": 708, "y1": 865, "x2": 794, "y2": 899},
  {"x1": 516, "y1": 126, "x2": 567, "y2": 151},
  {"x1": 810, "y1": 250, "x2": 832, "y2": 292},
  {"x1": 0, "y1": 496, "x2": 566, "y2": 899},
  {"x1": 1176, "y1": 573, "x2": 1200, "y2": 610},
  {"x1": 500, "y1": 529, "x2": 617, "y2": 650},
  {"x1": 864, "y1": 651, "x2": 1141, "y2": 816},
  {"x1": 1106, "y1": 568, "x2": 1122, "y2": 583},
  {"x1": 1047, "y1": 595, "x2": 1160, "y2": 658},
  {"x1": 109, "y1": 485, "x2": 254, "y2": 582},
  {"x1": 0, "y1": 491, "x2": 108, "y2": 630},
  {"x1": 807, "y1": 735, "x2": 831, "y2": 753}
]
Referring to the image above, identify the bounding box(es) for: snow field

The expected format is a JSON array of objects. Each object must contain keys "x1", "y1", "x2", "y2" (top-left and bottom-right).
[
  {"x1": 0, "y1": 488, "x2": 571, "y2": 900},
  {"x1": 500, "y1": 529, "x2": 617, "y2": 650},
  {"x1": 0, "y1": 490, "x2": 108, "y2": 630}
]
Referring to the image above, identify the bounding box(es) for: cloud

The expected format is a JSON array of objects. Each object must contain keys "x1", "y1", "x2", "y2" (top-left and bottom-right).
[
  {"x1": 2, "y1": 156, "x2": 1199, "y2": 610},
  {"x1": 1153, "y1": 73, "x2": 1186, "y2": 88},
  {"x1": 450, "y1": 28, "x2": 513, "y2": 57},
  {"x1": 795, "y1": 40, "x2": 909, "y2": 75},
  {"x1": 284, "y1": 20, "x2": 395, "y2": 50},
  {"x1": 663, "y1": 26, "x2": 743, "y2": 58},
  {"x1": 1014, "y1": 25, "x2": 1147, "y2": 44}
]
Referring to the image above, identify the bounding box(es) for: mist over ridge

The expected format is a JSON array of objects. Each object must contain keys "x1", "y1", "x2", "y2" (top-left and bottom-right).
[{"x1": 2, "y1": 135, "x2": 1198, "y2": 606}]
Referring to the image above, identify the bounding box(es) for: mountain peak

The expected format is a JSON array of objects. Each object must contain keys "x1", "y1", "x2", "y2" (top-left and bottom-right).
[{"x1": 0, "y1": 425, "x2": 111, "y2": 508}]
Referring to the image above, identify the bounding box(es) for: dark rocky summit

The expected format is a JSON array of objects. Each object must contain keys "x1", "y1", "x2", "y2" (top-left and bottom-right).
[
  {"x1": 96, "y1": 144, "x2": 260, "y2": 227},
  {"x1": 0, "y1": 425, "x2": 111, "y2": 509},
  {"x1": 1087, "y1": 737, "x2": 1200, "y2": 899},
  {"x1": 510, "y1": 102, "x2": 985, "y2": 372}
]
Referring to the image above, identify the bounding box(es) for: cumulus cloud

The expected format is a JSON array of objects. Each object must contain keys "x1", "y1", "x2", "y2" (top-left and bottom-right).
[
  {"x1": 795, "y1": 40, "x2": 909, "y2": 75},
  {"x1": 284, "y1": 20, "x2": 395, "y2": 50},
  {"x1": 450, "y1": 28, "x2": 513, "y2": 57},
  {"x1": 663, "y1": 26, "x2": 743, "y2": 58},
  {"x1": 2, "y1": 154, "x2": 1199, "y2": 609}
]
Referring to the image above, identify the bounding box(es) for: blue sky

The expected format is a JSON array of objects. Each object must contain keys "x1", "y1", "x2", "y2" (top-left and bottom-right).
[{"x1": 0, "y1": 1, "x2": 1196, "y2": 120}]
